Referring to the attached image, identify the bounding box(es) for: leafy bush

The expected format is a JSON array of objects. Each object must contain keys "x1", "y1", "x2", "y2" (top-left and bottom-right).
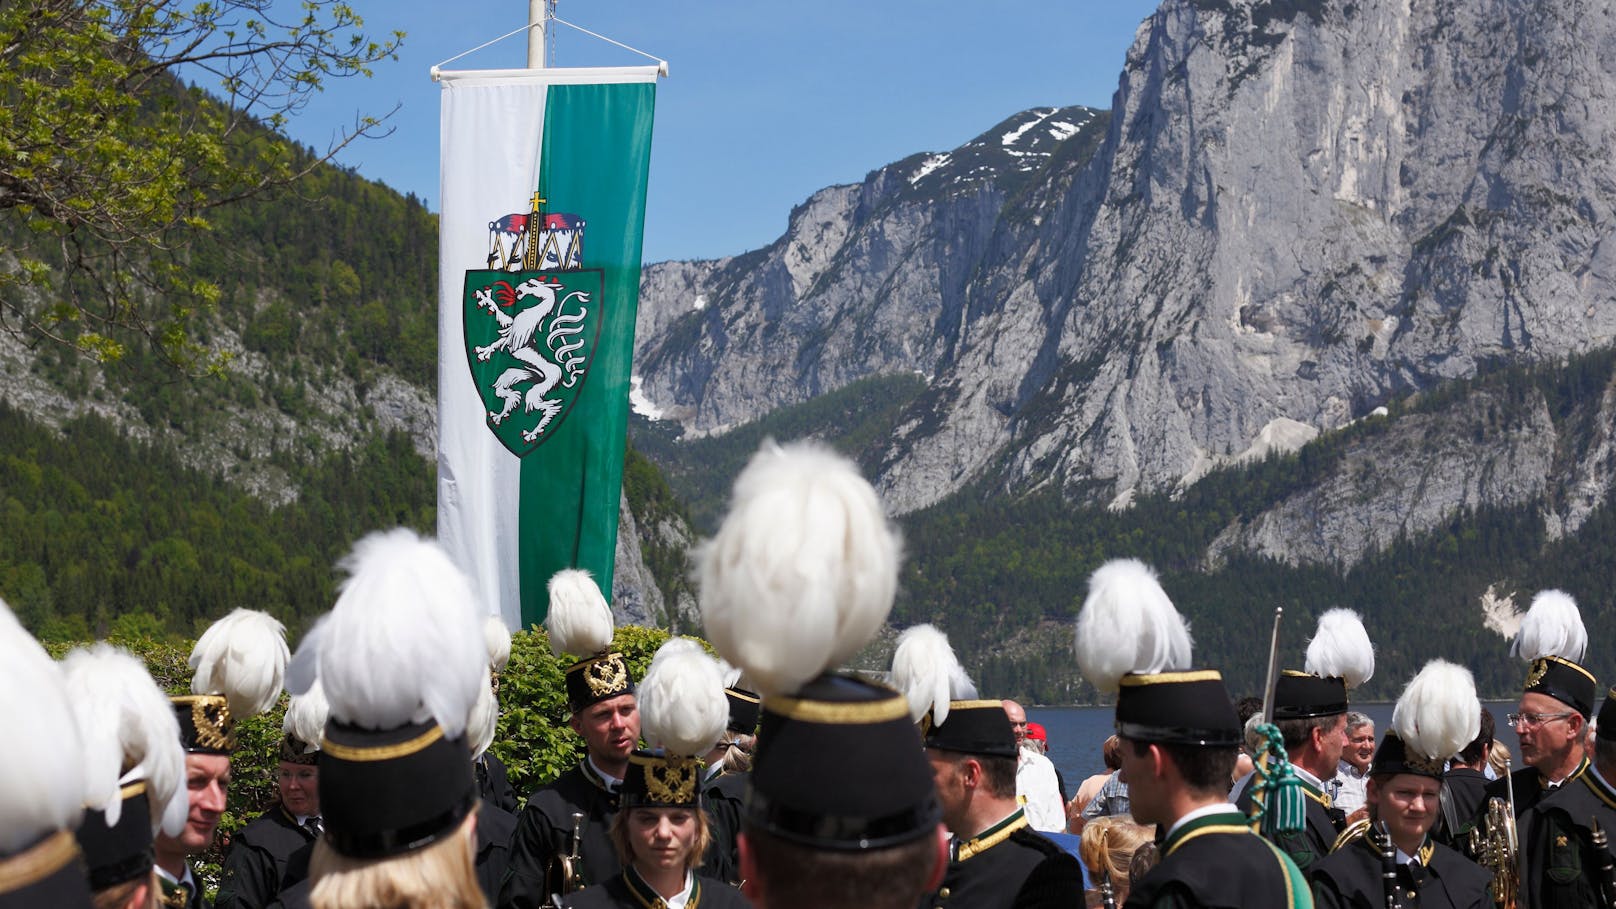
[{"x1": 47, "y1": 624, "x2": 681, "y2": 899}]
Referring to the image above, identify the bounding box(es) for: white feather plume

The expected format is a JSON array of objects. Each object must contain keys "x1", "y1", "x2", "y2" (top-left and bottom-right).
[
  {"x1": 1511, "y1": 589, "x2": 1587, "y2": 663},
  {"x1": 286, "y1": 528, "x2": 486, "y2": 738},
  {"x1": 189, "y1": 609, "x2": 290, "y2": 716},
  {"x1": 1073, "y1": 559, "x2": 1192, "y2": 693},
  {"x1": 484, "y1": 615, "x2": 513, "y2": 672},
  {"x1": 891, "y1": 624, "x2": 976, "y2": 724},
  {"x1": 695, "y1": 440, "x2": 901, "y2": 698},
  {"x1": 466, "y1": 668, "x2": 498, "y2": 760},
  {"x1": 0, "y1": 599, "x2": 85, "y2": 853},
  {"x1": 282, "y1": 680, "x2": 330, "y2": 754},
  {"x1": 638, "y1": 638, "x2": 730, "y2": 758},
  {"x1": 60, "y1": 644, "x2": 188, "y2": 837},
  {"x1": 1304, "y1": 609, "x2": 1376, "y2": 689},
  {"x1": 716, "y1": 658, "x2": 744, "y2": 690},
  {"x1": 545, "y1": 570, "x2": 614, "y2": 658},
  {"x1": 1392, "y1": 660, "x2": 1480, "y2": 763}
]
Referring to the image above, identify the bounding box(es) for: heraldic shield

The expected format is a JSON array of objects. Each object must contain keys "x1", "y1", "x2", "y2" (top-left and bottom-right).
[{"x1": 462, "y1": 268, "x2": 604, "y2": 457}]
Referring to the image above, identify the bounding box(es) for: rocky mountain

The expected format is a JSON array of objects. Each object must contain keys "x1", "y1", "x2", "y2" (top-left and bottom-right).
[{"x1": 632, "y1": 0, "x2": 1616, "y2": 576}]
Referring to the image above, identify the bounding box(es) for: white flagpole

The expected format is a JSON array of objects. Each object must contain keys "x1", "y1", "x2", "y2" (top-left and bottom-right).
[{"x1": 528, "y1": 0, "x2": 555, "y2": 67}]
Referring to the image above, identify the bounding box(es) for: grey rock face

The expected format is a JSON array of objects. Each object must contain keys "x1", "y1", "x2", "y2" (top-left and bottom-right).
[{"x1": 634, "y1": 0, "x2": 1616, "y2": 568}]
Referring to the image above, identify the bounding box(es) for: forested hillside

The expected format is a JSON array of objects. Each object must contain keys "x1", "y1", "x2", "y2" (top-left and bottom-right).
[{"x1": 638, "y1": 350, "x2": 1616, "y2": 704}]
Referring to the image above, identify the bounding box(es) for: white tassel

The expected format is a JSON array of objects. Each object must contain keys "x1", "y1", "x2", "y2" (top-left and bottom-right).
[
  {"x1": 695, "y1": 440, "x2": 900, "y2": 698},
  {"x1": 466, "y1": 669, "x2": 498, "y2": 760},
  {"x1": 287, "y1": 528, "x2": 486, "y2": 738},
  {"x1": 190, "y1": 608, "x2": 290, "y2": 717},
  {"x1": 545, "y1": 570, "x2": 614, "y2": 658},
  {"x1": 1304, "y1": 609, "x2": 1375, "y2": 689},
  {"x1": 891, "y1": 624, "x2": 975, "y2": 724},
  {"x1": 282, "y1": 680, "x2": 330, "y2": 755},
  {"x1": 484, "y1": 615, "x2": 513, "y2": 672},
  {"x1": 638, "y1": 638, "x2": 730, "y2": 758},
  {"x1": 1074, "y1": 559, "x2": 1192, "y2": 693},
  {"x1": 1512, "y1": 589, "x2": 1587, "y2": 663},
  {"x1": 60, "y1": 644, "x2": 187, "y2": 837},
  {"x1": 0, "y1": 599, "x2": 85, "y2": 853},
  {"x1": 1392, "y1": 660, "x2": 1480, "y2": 763}
]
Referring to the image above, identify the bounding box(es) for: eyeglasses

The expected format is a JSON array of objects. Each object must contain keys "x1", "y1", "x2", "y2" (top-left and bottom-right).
[{"x1": 1507, "y1": 712, "x2": 1575, "y2": 729}]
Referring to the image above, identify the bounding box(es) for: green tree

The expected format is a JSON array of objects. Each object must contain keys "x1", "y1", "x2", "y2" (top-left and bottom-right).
[{"x1": 0, "y1": 0, "x2": 402, "y2": 371}]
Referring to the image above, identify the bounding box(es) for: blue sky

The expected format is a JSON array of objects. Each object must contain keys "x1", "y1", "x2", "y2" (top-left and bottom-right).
[{"x1": 280, "y1": 1, "x2": 1162, "y2": 263}]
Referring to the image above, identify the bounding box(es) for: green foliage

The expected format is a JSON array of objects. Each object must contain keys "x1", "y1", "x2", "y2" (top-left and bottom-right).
[
  {"x1": 491, "y1": 625, "x2": 673, "y2": 798},
  {"x1": 0, "y1": 0, "x2": 402, "y2": 372},
  {"x1": 41, "y1": 625, "x2": 681, "y2": 899}
]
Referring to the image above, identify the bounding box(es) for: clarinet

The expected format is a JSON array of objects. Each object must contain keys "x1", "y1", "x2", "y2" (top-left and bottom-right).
[
  {"x1": 1592, "y1": 818, "x2": 1616, "y2": 909},
  {"x1": 1379, "y1": 821, "x2": 1403, "y2": 909},
  {"x1": 1098, "y1": 869, "x2": 1118, "y2": 909}
]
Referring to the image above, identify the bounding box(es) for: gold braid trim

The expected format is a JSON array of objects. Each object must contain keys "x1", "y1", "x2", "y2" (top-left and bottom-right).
[
  {"x1": 0, "y1": 830, "x2": 79, "y2": 894},
  {"x1": 957, "y1": 812, "x2": 1030, "y2": 861},
  {"x1": 321, "y1": 725, "x2": 444, "y2": 762}
]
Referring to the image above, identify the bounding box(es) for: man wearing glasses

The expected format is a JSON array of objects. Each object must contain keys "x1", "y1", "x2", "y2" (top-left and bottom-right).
[{"x1": 1488, "y1": 591, "x2": 1596, "y2": 825}]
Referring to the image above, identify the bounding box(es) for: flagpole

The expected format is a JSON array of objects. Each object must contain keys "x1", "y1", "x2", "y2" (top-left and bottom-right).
[{"x1": 527, "y1": 0, "x2": 554, "y2": 67}]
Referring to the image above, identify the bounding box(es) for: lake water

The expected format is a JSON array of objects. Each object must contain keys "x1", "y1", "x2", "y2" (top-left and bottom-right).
[{"x1": 1030, "y1": 701, "x2": 1521, "y2": 788}]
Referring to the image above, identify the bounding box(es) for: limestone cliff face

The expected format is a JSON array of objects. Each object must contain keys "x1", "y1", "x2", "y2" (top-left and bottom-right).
[{"x1": 634, "y1": 0, "x2": 1616, "y2": 567}]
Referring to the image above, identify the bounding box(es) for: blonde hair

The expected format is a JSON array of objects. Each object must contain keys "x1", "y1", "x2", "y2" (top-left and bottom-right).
[
  {"x1": 1079, "y1": 816, "x2": 1154, "y2": 902},
  {"x1": 608, "y1": 805, "x2": 713, "y2": 872},
  {"x1": 1488, "y1": 741, "x2": 1512, "y2": 779},
  {"x1": 722, "y1": 733, "x2": 756, "y2": 774},
  {"x1": 308, "y1": 811, "x2": 485, "y2": 909}
]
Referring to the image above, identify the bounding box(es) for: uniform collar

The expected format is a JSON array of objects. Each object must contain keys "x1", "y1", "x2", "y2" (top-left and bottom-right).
[
  {"x1": 583, "y1": 756, "x2": 625, "y2": 792},
  {"x1": 622, "y1": 865, "x2": 697, "y2": 909},
  {"x1": 955, "y1": 807, "x2": 1027, "y2": 861},
  {"x1": 1163, "y1": 803, "x2": 1248, "y2": 854}
]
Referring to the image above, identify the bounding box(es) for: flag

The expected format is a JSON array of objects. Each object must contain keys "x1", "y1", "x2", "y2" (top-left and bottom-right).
[{"x1": 437, "y1": 65, "x2": 658, "y2": 629}]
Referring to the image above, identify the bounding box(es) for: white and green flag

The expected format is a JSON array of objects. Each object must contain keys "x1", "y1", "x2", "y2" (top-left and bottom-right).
[{"x1": 437, "y1": 66, "x2": 657, "y2": 629}]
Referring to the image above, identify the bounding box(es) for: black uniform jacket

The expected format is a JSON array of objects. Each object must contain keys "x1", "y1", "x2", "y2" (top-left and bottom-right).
[
  {"x1": 1124, "y1": 808, "x2": 1309, "y2": 909},
  {"x1": 562, "y1": 868, "x2": 752, "y2": 909},
  {"x1": 478, "y1": 752, "x2": 521, "y2": 815},
  {"x1": 1479, "y1": 754, "x2": 1589, "y2": 888},
  {"x1": 477, "y1": 796, "x2": 520, "y2": 904},
  {"x1": 500, "y1": 760, "x2": 625, "y2": 909},
  {"x1": 160, "y1": 865, "x2": 213, "y2": 909},
  {"x1": 702, "y1": 769, "x2": 746, "y2": 886},
  {"x1": 1432, "y1": 767, "x2": 1489, "y2": 859},
  {"x1": 216, "y1": 806, "x2": 316, "y2": 909},
  {"x1": 1522, "y1": 765, "x2": 1616, "y2": 909},
  {"x1": 1235, "y1": 770, "x2": 1345, "y2": 872},
  {"x1": 1309, "y1": 825, "x2": 1489, "y2": 909},
  {"x1": 923, "y1": 809, "x2": 1086, "y2": 909}
]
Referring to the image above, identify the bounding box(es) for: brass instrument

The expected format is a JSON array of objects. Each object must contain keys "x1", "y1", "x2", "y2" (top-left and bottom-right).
[
  {"x1": 551, "y1": 811, "x2": 587, "y2": 898},
  {"x1": 1468, "y1": 796, "x2": 1518, "y2": 909}
]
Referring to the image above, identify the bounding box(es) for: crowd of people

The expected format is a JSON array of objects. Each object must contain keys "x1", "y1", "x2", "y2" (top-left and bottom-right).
[{"x1": 2, "y1": 440, "x2": 1614, "y2": 909}]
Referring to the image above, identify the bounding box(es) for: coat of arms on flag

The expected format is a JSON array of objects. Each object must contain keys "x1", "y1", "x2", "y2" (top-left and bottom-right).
[{"x1": 463, "y1": 196, "x2": 602, "y2": 456}]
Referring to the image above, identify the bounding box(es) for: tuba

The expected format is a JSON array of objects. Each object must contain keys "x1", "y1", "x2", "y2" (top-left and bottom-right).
[
  {"x1": 550, "y1": 811, "x2": 587, "y2": 898},
  {"x1": 1468, "y1": 796, "x2": 1518, "y2": 909}
]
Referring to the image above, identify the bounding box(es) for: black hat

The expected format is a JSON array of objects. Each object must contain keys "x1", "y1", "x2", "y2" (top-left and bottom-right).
[
  {"x1": 563, "y1": 652, "x2": 636, "y2": 714},
  {"x1": 74, "y1": 786, "x2": 155, "y2": 890},
  {"x1": 921, "y1": 699, "x2": 1017, "y2": 758},
  {"x1": 1116, "y1": 670, "x2": 1243, "y2": 747},
  {"x1": 174, "y1": 694, "x2": 236, "y2": 754},
  {"x1": 1271, "y1": 671, "x2": 1349, "y2": 721},
  {"x1": 748, "y1": 675, "x2": 940, "y2": 851},
  {"x1": 318, "y1": 720, "x2": 477, "y2": 859},
  {"x1": 0, "y1": 832, "x2": 94, "y2": 909},
  {"x1": 1371, "y1": 733, "x2": 1444, "y2": 779},
  {"x1": 1597, "y1": 689, "x2": 1616, "y2": 743},
  {"x1": 174, "y1": 609, "x2": 290, "y2": 754},
  {"x1": 621, "y1": 751, "x2": 703, "y2": 810},
  {"x1": 1524, "y1": 656, "x2": 1596, "y2": 720},
  {"x1": 726, "y1": 687, "x2": 761, "y2": 735},
  {"x1": 1513, "y1": 591, "x2": 1595, "y2": 719},
  {"x1": 285, "y1": 529, "x2": 499, "y2": 861},
  {"x1": 1372, "y1": 661, "x2": 1479, "y2": 780}
]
